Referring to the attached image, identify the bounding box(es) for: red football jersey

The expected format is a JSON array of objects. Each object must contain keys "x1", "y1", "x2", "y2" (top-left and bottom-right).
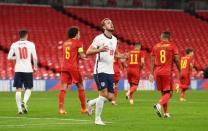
[
  {"x1": 61, "y1": 39, "x2": 83, "y2": 71},
  {"x1": 114, "y1": 58, "x2": 121, "y2": 74},
  {"x1": 181, "y1": 56, "x2": 193, "y2": 75},
  {"x1": 151, "y1": 41, "x2": 179, "y2": 75},
  {"x1": 127, "y1": 49, "x2": 143, "y2": 70}
]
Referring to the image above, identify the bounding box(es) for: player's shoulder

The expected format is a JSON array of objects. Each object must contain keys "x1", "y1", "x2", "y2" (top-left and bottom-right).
[
  {"x1": 94, "y1": 34, "x2": 104, "y2": 40},
  {"x1": 130, "y1": 49, "x2": 140, "y2": 53},
  {"x1": 25, "y1": 40, "x2": 35, "y2": 47}
]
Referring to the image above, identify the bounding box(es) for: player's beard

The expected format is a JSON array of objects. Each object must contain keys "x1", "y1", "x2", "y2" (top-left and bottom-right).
[{"x1": 107, "y1": 28, "x2": 114, "y2": 32}]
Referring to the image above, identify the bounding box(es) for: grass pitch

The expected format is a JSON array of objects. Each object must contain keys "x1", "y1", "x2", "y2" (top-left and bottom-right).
[{"x1": 0, "y1": 90, "x2": 207, "y2": 131}]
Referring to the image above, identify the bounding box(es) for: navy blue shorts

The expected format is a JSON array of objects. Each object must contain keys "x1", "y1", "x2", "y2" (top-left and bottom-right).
[
  {"x1": 13, "y1": 72, "x2": 33, "y2": 89},
  {"x1": 94, "y1": 73, "x2": 114, "y2": 93}
]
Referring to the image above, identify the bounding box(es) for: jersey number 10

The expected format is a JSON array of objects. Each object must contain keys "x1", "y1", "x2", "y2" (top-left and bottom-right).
[{"x1": 18, "y1": 47, "x2": 28, "y2": 59}]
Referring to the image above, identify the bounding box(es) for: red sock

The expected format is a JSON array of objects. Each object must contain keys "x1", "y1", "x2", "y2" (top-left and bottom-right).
[
  {"x1": 114, "y1": 86, "x2": 118, "y2": 99},
  {"x1": 163, "y1": 103, "x2": 168, "y2": 113},
  {"x1": 130, "y1": 85, "x2": 137, "y2": 99},
  {"x1": 160, "y1": 93, "x2": 170, "y2": 105},
  {"x1": 180, "y1": 89, "x2": 186, "y2": 98},
  {"x1": 59, "y1": 90, "x2": 66, "y2": 110},
  {"x1": 78, "y1": 88, "x2": 86, "y2": 110}
]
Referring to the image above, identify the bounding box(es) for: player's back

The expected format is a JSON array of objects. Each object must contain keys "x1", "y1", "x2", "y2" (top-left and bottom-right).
[
  {"x1": 152, "y1": 41, "x2": 178, "y2": 75},
  {"x1": 62, "y1": 39, "x2": 82, "y2": 71},
  {"x1": 127, "y1": 49, "x2": 142, "y2": 70},
  {"x1": 11, "y1": 40, "x2": 35, "y2": 72},
  {"x1": 181, "y1": 56, "x2": 192, "y2": 75}
]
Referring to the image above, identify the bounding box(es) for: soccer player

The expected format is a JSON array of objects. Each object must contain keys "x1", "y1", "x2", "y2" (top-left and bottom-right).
[
  {"x1": 7, "y1": 29, "x2": 38, "y2": 114},
  {"x1": 179, "y1": 48, "x2": 194, "y2": 101},
  {"x1": 86, "y1": 18, "x2": 127, "y2": 125},
  {"x1": 126, "y1": 42, "x2": 144, "y2": 105},
  {"x1": 111, "y1": 57, "x2": 125, "y2": 105},
  {"x1": 149, "y1": 31, "x2": 180, "y2": 118},
  {"x1": 58, "y1": 26, "x2": 87, "y2": 114}
]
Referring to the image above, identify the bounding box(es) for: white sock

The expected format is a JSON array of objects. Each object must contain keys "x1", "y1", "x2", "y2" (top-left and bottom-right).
[
  {"x1": 89, "y1": 98, "x2": 98, "y2": 106},
  {"x1": 16, "y1": 91, "x2": 22, "y2": 112},
  {"x1": 95, "y1": 96, "x2": 107, "y2": 121},
  {"x1": 23, "y1": 89, "x2": 31, "y2": 105}
]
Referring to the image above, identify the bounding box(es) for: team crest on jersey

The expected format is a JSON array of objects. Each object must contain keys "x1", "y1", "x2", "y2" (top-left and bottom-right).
[{"x1": 101, "y1": 82, "x2": 105, "y2": 87}]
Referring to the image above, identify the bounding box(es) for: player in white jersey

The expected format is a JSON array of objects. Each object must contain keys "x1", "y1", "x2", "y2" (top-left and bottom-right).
[
  {"x1": 7, "y1": 29, "x2": 38, "y2": 114},
  {"x1": 86, "y1": 18, "x2": 127, "y2": 125}
]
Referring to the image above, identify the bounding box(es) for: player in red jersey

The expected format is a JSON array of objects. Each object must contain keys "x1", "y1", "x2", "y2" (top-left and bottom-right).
[
  {"x1": 126, "y1": 42, "x2": 144, "y2": 105},
  {"x1": 111, "y1": 57, "x2": 125, "y2": 105},
  {"x1": 149, "y1": 32, "x2": 180, "y2": 118},
  {"x1": 59, "y1": 26, "x2": 87, "y2": 114},
  {"x1": 179, "y1": 48, "x2": 194, "y2": 101}
]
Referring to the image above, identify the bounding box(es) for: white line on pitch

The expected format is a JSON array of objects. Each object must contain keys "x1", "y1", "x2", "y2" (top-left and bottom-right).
[
  {"x1": 0, "y1": 122, "x2": 94, "y2": 127},
  {"x1": 0, "y1": 116, "x2": 91, "y2": 122},
  {"x1": 0, "y1": 116, "x2": 113, "y2": 124}
]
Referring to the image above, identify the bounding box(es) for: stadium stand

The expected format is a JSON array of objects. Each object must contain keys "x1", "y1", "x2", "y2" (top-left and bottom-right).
[{"x1": 0, "y1": 4, "x2": 206, "y2": 79}]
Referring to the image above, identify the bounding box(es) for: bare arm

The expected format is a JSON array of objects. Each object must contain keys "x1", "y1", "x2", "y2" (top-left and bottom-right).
[
  {"x1": 7, "y1": 47, "x2": 16, "y2": 60},
  {"x1": 79, "y1": 52, "x2": 86, "y2": 60},
  {"x1": 150, "y1": 56, "x2": 155, "y2": 75},
  {"x1": 141, "y1": 57, "x2": 145, "y2": 70},
  {"x1": 174, "y1": 54, "x2": 181, "y2": 73},
  {"x1": 115, "y1": 50, "x2": 128, "y2": 59},
  {"x1": 31, "y1": 45, "x2": 38, "y2": 71},
  {"x1": 149, "y1": 55, "x2": 155, "y2": 83},
  {"x1": 86, "y1": 45, "x2": 109, "y2": 56}
]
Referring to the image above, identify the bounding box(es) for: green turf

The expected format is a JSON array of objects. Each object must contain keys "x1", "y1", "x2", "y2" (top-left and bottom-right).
[{"x1": 0, "y1": 90, "x2": 207, "y2": 131}]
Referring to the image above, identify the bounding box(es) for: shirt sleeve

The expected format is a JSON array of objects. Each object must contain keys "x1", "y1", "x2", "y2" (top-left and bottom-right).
[
  {"x1": 91, "y1": 36, "x2": 100, "y2": 49},
  {"x1": 78, "y1": 41, "x2": 84, "y2": 53},
  {"x1": 31, "y1": 43, "x2": 37, "y2": 61},
  {"x1": 173, "y1": 44, "x2": 179, "y2": 55},
  {"x1": 7, "y1": 44, "x2": 16, "y2": 60}
]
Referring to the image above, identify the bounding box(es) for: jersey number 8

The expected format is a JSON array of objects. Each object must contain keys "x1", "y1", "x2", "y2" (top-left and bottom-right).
[{"x1": 160, "y1": 50, "x2": 166, "y2": 64}]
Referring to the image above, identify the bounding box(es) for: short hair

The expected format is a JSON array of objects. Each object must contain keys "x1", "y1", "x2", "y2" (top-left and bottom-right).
[
  {"x1": 67, "y1": 26, "x2": 79, "y2": 38},
  {"x1": 100, "y1": 18, "x2": 111, "y2": 28},
  {"x1": 134, "y1": 42, "x2": 141, "y2": 46},
  {"x1": 185, "y1": 48, "x2": 193, "y2": 54},
  {"x1": 161, "y1": 31, "x2": 171, "y2": 39},
  {"x1": 19, "y1": 29, "x2": 28, "y2": 38}
]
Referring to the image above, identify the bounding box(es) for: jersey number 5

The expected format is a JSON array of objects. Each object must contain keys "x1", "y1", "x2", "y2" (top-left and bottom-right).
[
  {"x1": 160, "y1": 50, "x2": 166, "y2": 63},
  {"x1": 18, "y1": 47, "x2": 28, "y2": 59},
  {"x1": 130, "y1": 54, "x2": 138, "y2": 64},
  {"x1": 65, "y1": 47, "x2": 70, "y2": 60}
]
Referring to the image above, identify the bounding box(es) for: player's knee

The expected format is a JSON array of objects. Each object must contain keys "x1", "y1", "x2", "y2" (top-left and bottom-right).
[{"x1": 16, "y1": 88, "x2": 22, "y2": 92}]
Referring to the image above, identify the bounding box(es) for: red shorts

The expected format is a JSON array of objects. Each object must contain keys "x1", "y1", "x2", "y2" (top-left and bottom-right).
[
  {"x1": 114, "y1": 71, "x2": 121, "y2": 84},
  {"x1": 180, "y1": 74, "x2": 190, "y2": 89},
  {"x1": 155, "y1": 74, "x2": 172, "y2": 91},
  {"x1": 127, "y1": 69, "x2": 140, "y2": 85},
  {"x1": 61, "y1": 70, "x2": 82, "y2": 85}
]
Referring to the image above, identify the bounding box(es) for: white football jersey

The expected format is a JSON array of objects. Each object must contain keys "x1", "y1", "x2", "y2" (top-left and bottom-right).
[
  {"x1": 91, "y1": 34, "x2": 117, "y2": 74},
  {"x1": 7, "y1": 40, "x2": 37, "y2": 72}
]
